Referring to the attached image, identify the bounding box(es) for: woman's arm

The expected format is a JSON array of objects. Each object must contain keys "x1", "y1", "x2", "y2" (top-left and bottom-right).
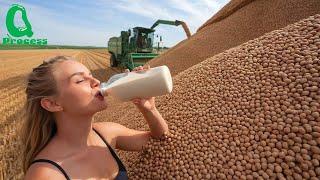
[
  {"x1": 95, "y1": 106, "x2": 169, "y2": 151},
  {"x1": 114, "y1": 106, "x2": 169, "y2": 151},
  {"x1": 138, "y1": 105, "x2": 169, "y2": 139},
  {"x1": 108, "y1": 97, "x2": 169, "y2": 151}
]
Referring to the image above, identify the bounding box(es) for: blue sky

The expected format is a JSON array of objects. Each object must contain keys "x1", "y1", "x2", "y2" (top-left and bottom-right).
[{"x1": 0, "y1": 0, "x2": 230, "y2": 47}]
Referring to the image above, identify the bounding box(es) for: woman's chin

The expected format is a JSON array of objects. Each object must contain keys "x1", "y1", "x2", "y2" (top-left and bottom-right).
[
  {"x1": 87, "y1": 98, "x2": 108, "y2": 113},
  {"x1": 96, "y1": 102, "x2": 108, "y2": 111}
]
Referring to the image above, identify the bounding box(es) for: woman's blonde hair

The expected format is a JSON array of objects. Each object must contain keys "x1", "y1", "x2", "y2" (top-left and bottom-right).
[{"x1": 21, "y1": 55, "x2": 71, "y2": 173}]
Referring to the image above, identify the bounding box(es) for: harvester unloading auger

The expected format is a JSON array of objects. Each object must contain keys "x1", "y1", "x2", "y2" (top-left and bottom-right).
[
  {"x1": 108, "y1": 19, "x2": 191, "y2": 70},
  {"x1": 150, "y1": 20, "x2": 191, "y2": 38}
]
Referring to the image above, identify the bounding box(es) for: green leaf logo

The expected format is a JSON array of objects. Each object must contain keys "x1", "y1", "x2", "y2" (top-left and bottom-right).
[{"x1": 6, "y1": 4, "x2": 33, "y2": 38}]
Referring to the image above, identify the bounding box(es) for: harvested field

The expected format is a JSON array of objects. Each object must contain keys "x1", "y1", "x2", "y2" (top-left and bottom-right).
[
  {"x1": 147, "y1": 0, "x2": 320, "y2": 76},
  {"x1": 129, "y1": 14, "x2": 320, "y2": 179}
]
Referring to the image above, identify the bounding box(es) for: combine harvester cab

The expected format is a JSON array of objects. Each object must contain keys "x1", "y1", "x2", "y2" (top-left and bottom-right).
[
  {"x1": 108, "y1": 19, "x2": 191, "y2": 71},
  {"x1": 108, "y1": 27, "x2": 158, "y2": 71},
  {"x1": 128, "y1": 27, "x2": 158, "y2": 70}
]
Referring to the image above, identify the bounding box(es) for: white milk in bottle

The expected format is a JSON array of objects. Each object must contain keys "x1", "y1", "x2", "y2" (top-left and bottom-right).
[{"x1": 100, "y1": 65, "x2": 173, "y2": 102}]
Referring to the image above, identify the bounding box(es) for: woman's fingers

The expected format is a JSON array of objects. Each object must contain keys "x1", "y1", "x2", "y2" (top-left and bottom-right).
[
  {"x1": 124, "y1": 69, "x2": 130, "y2": 73},
  {"x1": 132, "y1": 66, "x2": 140, "y2": 71},
  {"x1": 137, "y1": 66, "x2": 143, "y2": 71},
  {"x1": 133, "y1": 66, "x2": 144, "y2": 72},
  {"x1": 142, "y1": 65, "x2": 150, "y2": 71},
  {"x1": 132, "y1": 65, "x2": 150, "y2": 73}
]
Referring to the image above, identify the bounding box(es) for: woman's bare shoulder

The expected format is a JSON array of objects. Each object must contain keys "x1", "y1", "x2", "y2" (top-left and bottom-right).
[
  {"x1": 93, "y1": 122, "x2": 121, "y2": 147},
  {"x1": 93, "y1": 121, "x2": 121, "y2": 130},
  {"x1": 24, "y1": 161, "x2": 66, "y2": 180},
  {"x1": 93, "y1": 121, "x2": 126, "y2": 133}
]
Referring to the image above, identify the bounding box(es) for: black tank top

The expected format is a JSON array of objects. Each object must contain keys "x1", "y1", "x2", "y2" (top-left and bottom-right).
[{"x1": 30, "y1": 128, "x2": 128, "y2": 180}]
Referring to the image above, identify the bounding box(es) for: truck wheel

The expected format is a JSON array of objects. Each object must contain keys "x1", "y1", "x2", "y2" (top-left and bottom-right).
[{"x1": 110, "y1": 54, "x2": 118, "y2": 67}]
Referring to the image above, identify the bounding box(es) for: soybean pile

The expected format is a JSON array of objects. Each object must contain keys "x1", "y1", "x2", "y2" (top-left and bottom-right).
[
  {"x1": 99, "y1": 0, "x2": 320, "y2": 145},
  {"x1": 129, "y1": 15, "x2": 320, "y2": 179},
  {"x1": 148, "y1": 0, "x2": 320, "y2": 77}
]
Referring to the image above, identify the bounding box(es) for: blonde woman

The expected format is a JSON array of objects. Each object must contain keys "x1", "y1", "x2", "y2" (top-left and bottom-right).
[{"x1": 22, "y1": 56, "x2": 169, "y2": 180}]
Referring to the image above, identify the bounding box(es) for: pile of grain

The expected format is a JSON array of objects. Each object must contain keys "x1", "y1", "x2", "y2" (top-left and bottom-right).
[
  {"x1": 128, "y1": 14, "x2": 320, "y2": 179},
  {"x1": 197, "y1": 0, "x2": 254, "y2": 32},
  {"x1": 147, "y1": 0, "x2": 320, "y2": 77}
]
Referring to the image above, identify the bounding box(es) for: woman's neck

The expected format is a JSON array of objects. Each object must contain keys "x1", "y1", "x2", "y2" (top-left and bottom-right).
[{"x1": 54, "y1": 112, "x2": 96, "y2": 150}]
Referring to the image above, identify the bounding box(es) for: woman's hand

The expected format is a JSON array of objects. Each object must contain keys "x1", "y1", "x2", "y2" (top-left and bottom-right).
[{"x1": 125, "y1": 65, "x2": 156, "y2": 112}]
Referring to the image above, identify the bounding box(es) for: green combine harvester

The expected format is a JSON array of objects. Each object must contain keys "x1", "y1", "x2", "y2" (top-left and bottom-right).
[{"x1": 108, "y1": 19, "x2": 191, "y2": 70}]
